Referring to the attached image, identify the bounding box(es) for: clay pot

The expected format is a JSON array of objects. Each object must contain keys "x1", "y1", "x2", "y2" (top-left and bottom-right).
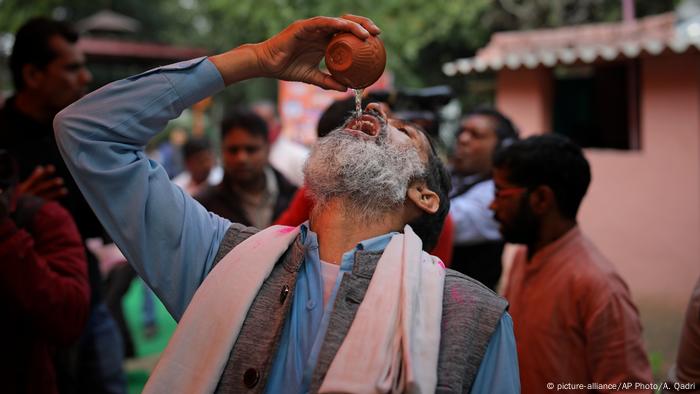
[{"x1": 325, "y1": 33, "x2": 386, "y2": 89}]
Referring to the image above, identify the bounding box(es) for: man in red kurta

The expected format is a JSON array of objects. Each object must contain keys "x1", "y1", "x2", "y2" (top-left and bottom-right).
[{"x1": 490, "y1": 135, "x2": 652, "y2": 393}]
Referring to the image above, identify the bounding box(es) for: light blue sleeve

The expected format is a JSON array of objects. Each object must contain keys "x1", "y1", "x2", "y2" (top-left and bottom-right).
[
  {"x1": 449, "y1": 180, "x2": 502, "y2": 244},
  {"x1": 54, "y1": 57, "x2": 230, "y2": 320},
  {"x1": 470, "y1": 312, "x2": 521, "y2": 394}
]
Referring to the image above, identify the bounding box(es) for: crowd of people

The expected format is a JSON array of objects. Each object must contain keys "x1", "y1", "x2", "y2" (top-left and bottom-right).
[{"x1": 1, "y1": 13, "x2": 699, "y2": 394}]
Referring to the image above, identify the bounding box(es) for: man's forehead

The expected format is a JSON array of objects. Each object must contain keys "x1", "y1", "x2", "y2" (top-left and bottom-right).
[
  {"x1": 463, "y1": 114, "x2": 497, "y2": 133},
  {"x1": 48, "y1": 35, "x2": 84, "y2": 63},
  {"x1": 493, "y1": 167, "x2": 516, "y2": 185},
  {"x1": 224, "y1": 127, "x2": 267, "y2": 143}
]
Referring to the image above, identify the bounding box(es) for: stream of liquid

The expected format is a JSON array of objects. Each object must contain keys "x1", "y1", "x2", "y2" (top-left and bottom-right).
[{"x1": 354, "y1": 88, "x2": 363, "y2": 114}]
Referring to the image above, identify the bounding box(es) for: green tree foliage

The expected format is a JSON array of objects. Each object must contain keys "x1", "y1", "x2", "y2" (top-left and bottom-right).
[
  {"x1": 0, "y1": 0, "x2": 680, "y2": 93},
  {"x1": 0, "y1": 0, "x2": 491, "y2": 85}
]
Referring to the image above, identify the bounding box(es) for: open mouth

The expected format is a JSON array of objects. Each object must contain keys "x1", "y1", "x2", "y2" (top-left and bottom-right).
[{"x1": 344, "y1": 113, "x2": 382, "y2": 137}]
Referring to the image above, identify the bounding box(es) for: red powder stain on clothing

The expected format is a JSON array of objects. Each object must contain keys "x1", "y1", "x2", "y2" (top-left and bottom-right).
[
  {"x1": 450, "y1": 287, "x2": 466, "y2": 304},
  {"x1": 277, "y1": 226, "x2": 296, "y2": 234}
]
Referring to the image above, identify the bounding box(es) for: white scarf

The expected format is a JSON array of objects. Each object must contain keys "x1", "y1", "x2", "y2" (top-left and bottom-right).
[{"x1": 144, "y1": 225, "x2": 444, "y2": 393}]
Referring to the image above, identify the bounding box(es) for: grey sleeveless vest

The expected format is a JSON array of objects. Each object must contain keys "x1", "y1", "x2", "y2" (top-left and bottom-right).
[{"x1": 208, "y1": 223, "x2": 508, "y2": 393}]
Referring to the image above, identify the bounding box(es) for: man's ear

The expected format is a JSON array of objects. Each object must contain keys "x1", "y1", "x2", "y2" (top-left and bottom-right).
[
  {"x1": 529, "y1": 185, "x2": 555, "y2": 214},
  {"x1": 22, "y1": 64, "x2": 45, "y2": 90},
  {"x1": 407, "y1": 181, "x2": 440, "y2": 215}
]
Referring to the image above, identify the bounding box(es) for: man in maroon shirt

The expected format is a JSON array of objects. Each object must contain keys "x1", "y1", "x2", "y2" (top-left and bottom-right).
[{"x1": 491, "y1": 135, "x2": 652, "y2": 393}]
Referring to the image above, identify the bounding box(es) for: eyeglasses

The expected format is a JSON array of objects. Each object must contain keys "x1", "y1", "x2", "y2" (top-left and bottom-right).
[{"x1": 494, "y1": 186, "x2": 527, "y2": 199}]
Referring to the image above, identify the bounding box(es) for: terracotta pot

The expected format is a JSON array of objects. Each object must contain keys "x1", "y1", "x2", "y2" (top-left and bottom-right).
[{"x1": 325, "y1": 33, "x2": 386, "y2": 89}]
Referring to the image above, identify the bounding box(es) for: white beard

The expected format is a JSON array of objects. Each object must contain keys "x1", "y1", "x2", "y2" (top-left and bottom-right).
[{"x1": 303, "y1": 127, "x2": 424, "y2": 222}]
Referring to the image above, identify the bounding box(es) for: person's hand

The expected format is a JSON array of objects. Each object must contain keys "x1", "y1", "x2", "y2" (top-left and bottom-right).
[
  {"x1": 210, "y1": 15, "x2": 381, "y2": 91},
  {"x1": 16, "y1": 165, "x2": 68, "y2": 201},
  {"x1": 256, "y1": 15, "x2": 381, "y2": 90}
]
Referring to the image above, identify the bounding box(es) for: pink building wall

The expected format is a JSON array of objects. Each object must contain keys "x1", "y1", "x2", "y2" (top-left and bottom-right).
[
  {"x1": 496, "y1": 67, "x2": 552, "y2": 137},
  {"x1": 582, "y1": 53, "x2": 700, "y2": 307},
  {"x1": 495, "y1": 53, "x2": 700, "y2": 366}
]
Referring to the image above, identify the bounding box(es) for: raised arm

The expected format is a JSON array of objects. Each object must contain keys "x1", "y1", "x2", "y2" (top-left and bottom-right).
[
  {"x1": 54, "y1": 57, "x2": 228, "y2": 319},
  {"x1": 54, "y1": 15, "x2": 380, "y2": 319}
]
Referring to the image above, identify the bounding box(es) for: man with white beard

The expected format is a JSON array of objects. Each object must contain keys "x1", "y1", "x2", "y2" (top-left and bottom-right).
[{"x1": 54, "y1": 15, "x2": 519, "y2": 394}]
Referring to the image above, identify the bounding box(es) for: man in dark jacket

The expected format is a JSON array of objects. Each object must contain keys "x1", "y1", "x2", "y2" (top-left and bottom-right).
[{"x1": 196, "y1": 108, "x2": 297, "y2": 228}]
